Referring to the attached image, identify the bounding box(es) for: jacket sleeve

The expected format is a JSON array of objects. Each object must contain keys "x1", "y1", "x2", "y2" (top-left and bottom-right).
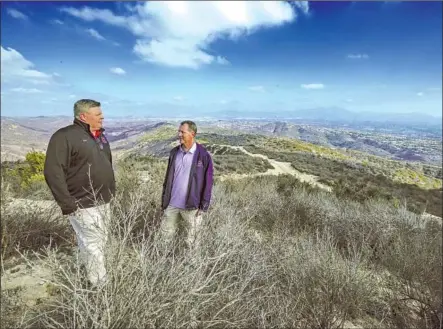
[
  {"x1": 200, "y1": 152, "x2": 214, "y2": 212},
  {"x1": 43, "y1": 131, "x2": 77, "y2": 215}
]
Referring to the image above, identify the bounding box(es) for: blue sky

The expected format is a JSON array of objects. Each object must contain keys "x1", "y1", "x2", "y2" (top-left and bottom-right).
[{"x1": 1, "y1": 1, "x2": 442, "y2": 118}]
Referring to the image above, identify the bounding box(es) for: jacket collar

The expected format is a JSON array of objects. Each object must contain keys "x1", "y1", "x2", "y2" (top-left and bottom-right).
[{"x1": 180, "y1": 142, "x2": 197, "y2": 154}]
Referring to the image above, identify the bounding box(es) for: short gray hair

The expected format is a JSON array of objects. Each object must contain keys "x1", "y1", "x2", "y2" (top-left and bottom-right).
[
  {"x1": 74, "y1": 99, "x2": 101, "y2": 119},
  {"x1": 180, "y1": 120, "x2": 197, "y2": 134}
]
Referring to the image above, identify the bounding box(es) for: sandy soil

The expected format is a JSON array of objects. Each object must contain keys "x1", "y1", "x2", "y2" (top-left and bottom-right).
[{"x1": 1, "y1": 258, "x2": 53, "y2": 308}]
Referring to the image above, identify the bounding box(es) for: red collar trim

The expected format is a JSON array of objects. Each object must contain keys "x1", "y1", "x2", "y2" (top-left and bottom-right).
[{"x1": 92, "y1": 130, "x2": 101, "y2": 138}]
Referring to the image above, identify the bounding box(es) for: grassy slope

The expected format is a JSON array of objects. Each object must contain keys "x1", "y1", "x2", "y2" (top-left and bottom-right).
[
  {"x1": 198, "y1": 132, "x2": 441, "y2": 184},
  {"x1": 130, "y1": 127, "x2": 442, "y2": 217},
  {"x1": 136, "y1": 129, "x2": 274, "y2": 176}
]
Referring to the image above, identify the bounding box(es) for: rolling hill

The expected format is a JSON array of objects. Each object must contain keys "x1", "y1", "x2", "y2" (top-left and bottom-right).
[{"x1": 1, "y1": 116, "x2": 441, "y2": 166}]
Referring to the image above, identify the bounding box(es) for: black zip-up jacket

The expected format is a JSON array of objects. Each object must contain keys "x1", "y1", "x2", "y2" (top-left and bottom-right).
[{"x1": 44, "y1": 119, "x2": 116, "y2": 215}]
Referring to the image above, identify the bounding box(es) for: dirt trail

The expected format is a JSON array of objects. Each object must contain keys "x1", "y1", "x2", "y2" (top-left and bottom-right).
[
  {"x1": 217, "y1": 145, "x2": 332, "y2": 192},
  {"x1": 1, "y1": 259, "x2": 53, "y2": 308},
  {"x1": 2, "y1": 198, "x2": 61, "y2": 222},
  {"x1": 5, "y1": 198, "x2": 57, "y2": 211}
]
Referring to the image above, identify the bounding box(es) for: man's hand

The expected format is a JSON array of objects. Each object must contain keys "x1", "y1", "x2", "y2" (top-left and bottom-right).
[{"x1": 63, "y1": 205, "x2": 78, "y2": 216}]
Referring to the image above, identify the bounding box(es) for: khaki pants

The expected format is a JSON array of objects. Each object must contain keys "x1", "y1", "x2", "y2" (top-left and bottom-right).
[
  {"x1": 159, "y1": 206, "x2": 203, "y2": 249},
  {"x1": 68, "y1": 203, "x2": 110, "y2": 286}
]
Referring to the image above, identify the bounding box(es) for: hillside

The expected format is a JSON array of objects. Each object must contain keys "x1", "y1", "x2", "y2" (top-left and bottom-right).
[
  {"x1": 2, "y1": 152, "x2": 441, "y2": 329},
  {"x1": 0, "y1": 117, "x2": 170, "y2": 160},
  {"x1": 202, "y1": 120, "x2": 442, "y2": 165},
  {"x1": 1, "y1": 117, "x2": 441, "y2": 167},
  {"x1": 115, "y1": 125, "x2": 442, "y2": 218},
  {"x1": 1, "y1": 117, "x2": 441, "y2": 217},
  {"x1": 1, "y1": 123, "x2": 441, "y2": 328},
  {"x1": 1, "y1": 117, "x2": 70, "y2": 161}
]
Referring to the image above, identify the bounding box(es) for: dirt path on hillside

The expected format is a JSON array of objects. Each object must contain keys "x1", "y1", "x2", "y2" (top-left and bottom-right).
[
  {"x1": 5, "y1": 198, "x2": 58, "y2": 211},
  {"x1": 216, "y1": 145, "x2": 332, "y2": 192},
  {"x1": 2, "y1": 198, "x2": 61, "y2": 221}
]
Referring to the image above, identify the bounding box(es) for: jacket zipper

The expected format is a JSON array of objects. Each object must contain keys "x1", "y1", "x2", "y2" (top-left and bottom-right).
[{"x1": 86, "y1": 131, "x2": 112, "y2": 166}]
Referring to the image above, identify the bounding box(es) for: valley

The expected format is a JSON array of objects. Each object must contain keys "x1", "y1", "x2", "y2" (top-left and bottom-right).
[
  {"x1": 1, "y1": 116, "x2": 441, "y2": 166},
  {"x1": 2, "y1": 115, "x2": 441, "y2": 217},
  {"x1": 105, "y1": 121, "x2": 442, "y2": 217}
]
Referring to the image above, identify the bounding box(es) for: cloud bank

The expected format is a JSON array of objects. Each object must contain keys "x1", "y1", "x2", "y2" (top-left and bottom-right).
[{"x1": 60, "y1": 1, "x2": 309, "y2": 69}]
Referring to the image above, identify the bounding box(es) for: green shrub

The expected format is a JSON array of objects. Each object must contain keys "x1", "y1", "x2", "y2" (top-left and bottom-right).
[
  {"x1": 1, "y1": 151, "x2": 51, "y2": 199},
  {"x1": 16, "y1": 151, "x2": 46, "y2": 189}
]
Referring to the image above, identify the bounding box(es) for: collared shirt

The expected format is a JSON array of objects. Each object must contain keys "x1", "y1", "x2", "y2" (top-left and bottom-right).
[{"x1": 169, "y1": 143, "x2": 197, "y2": 209}]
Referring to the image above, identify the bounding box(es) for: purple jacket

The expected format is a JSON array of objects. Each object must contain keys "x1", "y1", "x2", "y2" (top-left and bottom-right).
[{"x1": 162, "y1": 143, "x2": 214, "y2": 211}]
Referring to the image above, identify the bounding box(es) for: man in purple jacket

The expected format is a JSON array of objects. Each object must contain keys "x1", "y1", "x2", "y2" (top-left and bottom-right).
[{"x1": 160, "y1": 120, "x2": 214, "y2": 250}]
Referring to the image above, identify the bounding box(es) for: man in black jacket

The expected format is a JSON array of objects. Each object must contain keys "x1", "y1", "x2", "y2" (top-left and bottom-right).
[{"x1": 44, "y1": 99, "x2": 115, "y2": 286}]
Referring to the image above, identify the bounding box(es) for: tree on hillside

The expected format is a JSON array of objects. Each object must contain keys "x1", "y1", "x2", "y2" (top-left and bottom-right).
[{"x1": 12, "y1": 151, "x2": 46, "y2": 190}]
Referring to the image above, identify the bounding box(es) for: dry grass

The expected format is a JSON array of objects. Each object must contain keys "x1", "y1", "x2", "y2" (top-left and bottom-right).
[
  {"x1": 241, "y1": 145, "x2": 442, "y2": 217},
  {"x1": 1, "y1": 179, "x2": 73, "y2": 262},
  {"x1": 1, "y1": 159, "x2": 441, "y2": 329}
]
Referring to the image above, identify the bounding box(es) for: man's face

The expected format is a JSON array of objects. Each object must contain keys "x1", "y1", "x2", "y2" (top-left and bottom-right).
[
  {"x1": 178, "y1": 124, "x2": 195, "y2": 146},
  {"x1": 80, "y1": 106, "x2": 104, "y2": 131}
]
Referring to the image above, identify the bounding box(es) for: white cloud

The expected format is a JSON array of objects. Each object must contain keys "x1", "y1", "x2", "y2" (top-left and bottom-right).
[
  {"x1": 10, "y1": 87, "x2": 43, "y2": 94},
  {"x1": 52, "y1": 19, "x2": 64, "y2": 25},
  {"x1": 41, "y1": 98, "x2": 58, "y2": 104},
  {"x1": 29, "y1": 79, "x2": 51, "y2": 85},
  {"x1": 85, "y1": 28, "x2": 106, "y2": 41},
  {"x1": 417, "y1": 92, "x2": 424, "y2": 97},
  {"x1": 60, "y1": 1, "x2": 309, "y2": 69},
  {"x1": 110, "y1": 67, "x2": 126, "y2": 75},
  {"x1": 7, "y1": 8, "x2": 28, "y2": 20},
  {"x1": 216, "y1": 56, "x2": 230, "y2": 65},
  {"x1": 1, "y1": 46, "x2": 53, "y2": 83},
  {"x1": 290, "y1": 1, "x2": 310, "y2": 15},
  {"x1": 301, "y1": 83, "x2": 325, "y2": 90},
  {"x1": 347, "y1": 53, "x2": 369, "y2": 60},
  {"x1": 60, "y1": 7, "x2": 128, "y2": 26},
  {"x1": 69, "y1": 94, "x2": 76, "y2": 99},
  {"x1": 173, "y1": 96, "x2": 185, "y2": 101},
  {"x1": 133, "y1": 39, "x2": 214, "y2": 69},
  {"x1": 248, "y1": 85, "x2": 265, "y2": 93},
  {"x1": 346, "y1": 98, "x2": 353, "y2": 103}
]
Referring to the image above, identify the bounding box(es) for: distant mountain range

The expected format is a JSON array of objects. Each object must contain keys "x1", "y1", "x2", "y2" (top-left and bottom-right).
[
  {"x1": 213, "y1": 108, "x2": 442, "y2": 126},
  {"x1": 2, "y1": 108, "x2": 441, "y2": 126},
  {"x1": 1, "y1": 114, "x2": 441, "y2": 165}
]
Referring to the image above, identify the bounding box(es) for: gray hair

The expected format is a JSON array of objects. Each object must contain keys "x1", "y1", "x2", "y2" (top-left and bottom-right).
[
  {"x1": 73, "y1": 99, "x2": 101, "y2": 119},
  {"x1": 180, "y1": 120, "x2": 197, "y2": 134}
]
